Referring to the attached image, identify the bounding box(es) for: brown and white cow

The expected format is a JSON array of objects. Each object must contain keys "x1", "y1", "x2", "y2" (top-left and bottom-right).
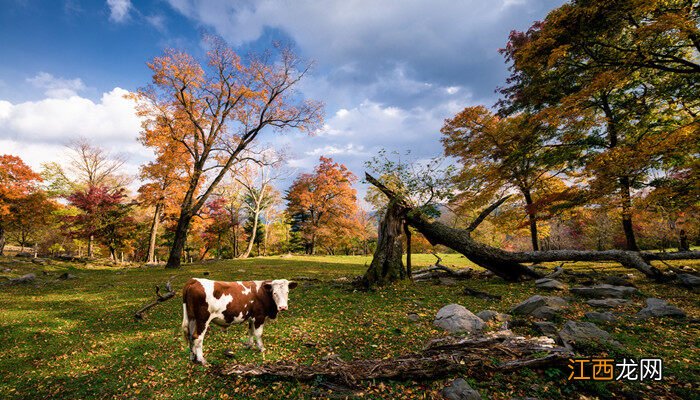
[{"x1": 181, "y1": 278, "x2": 297, "y2": 365}]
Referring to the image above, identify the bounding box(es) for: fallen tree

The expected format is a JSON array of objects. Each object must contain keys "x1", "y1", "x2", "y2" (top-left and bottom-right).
[
  {"x1": 364, "y1": 173, "x2": 700, "y2": 283},
  {"x1": 219, "y1": 334, "x2": 570, "y2": 387},
  {"x1": 134, "y1": 279, "x2": 176, "y2": 320}
]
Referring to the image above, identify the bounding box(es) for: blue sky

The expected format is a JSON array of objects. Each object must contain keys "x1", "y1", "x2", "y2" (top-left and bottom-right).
[{"x1": 0, "y1": 0, "x2": 565, "y2": 202}]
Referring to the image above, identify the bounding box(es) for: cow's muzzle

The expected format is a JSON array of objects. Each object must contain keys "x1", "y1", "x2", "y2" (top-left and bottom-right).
[{"x1": 278, "y1": 306, "x2": 288, "y2": 311}]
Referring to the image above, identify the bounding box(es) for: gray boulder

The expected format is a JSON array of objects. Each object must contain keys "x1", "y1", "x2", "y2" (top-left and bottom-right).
[
  {"x1": 476, "y1": 309, "x2": 509, "y2": 323},
  {"x1": 535, "y1": 278, "x2": 567, "y2": 291},
  {"x1": 434, "y1": 304, "x2": 485, "y2": 334},
  {"x1": 532, "y1": 321, "x2": 559, "y2": 338},
  {"x1": 637, "y1": 298, "x2": 686, "y2": 319},
  {"x1": 442, "y1": 378, "x2": 482, "y2": 400},
  {"x1": 530, "y1": 306, "x2": 561, "y2": 321},
  {"x1": 511, "y1": 295, "x2": 568, "y2": 316},
  {"x1": 677, "y1": 274, "x2": 700, "y2": 289},
  {"x1": 586, "y1": 298, "x2": 631, "y2": 308},
  {"x1": 558, "y1": 320, "x2": 619, "y2": 349},
  {"x1": 584, "y1": 311, "x2": 616, "y2": 323},
  {"x1": 570, "y1": 284, "x2": 638, "y2": 299}
]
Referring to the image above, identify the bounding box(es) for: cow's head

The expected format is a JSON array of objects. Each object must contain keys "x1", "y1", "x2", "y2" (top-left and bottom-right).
[{"x1": 264, "y1": 279, "x2": 298, "y2": 311}]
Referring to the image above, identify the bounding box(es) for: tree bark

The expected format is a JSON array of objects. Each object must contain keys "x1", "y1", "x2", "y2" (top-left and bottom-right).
[
  {"x1": 619, "y1": 176, "x2": 639, "y2": 251},
  {"x1": 240, "y1": 207, "x2": 261, "y2": 258},
  {"x1": 147, "y1": 202, "x2": 162, "y2": 263},
  {"x1": 522, "y1": 189, "x2": 539, "y2": 251},
  {"x1": 0, "y1": 224, "x2": 5, "y2": 256},
  {"x1": 404, "y1": 222, "x2": 412, "y2": 280},
  {"x1": 87, "y1": 235, "x2": 94, "y2": 258},
  {"x1": 166, "y1": 210, "x2": 193, "y2": 268},
  {"x1": 362, "y1": 200, "x2": 406, "y2": 286}
]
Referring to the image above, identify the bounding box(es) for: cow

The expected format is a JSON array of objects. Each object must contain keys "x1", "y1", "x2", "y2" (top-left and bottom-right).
[{"x1": 181, "y1": 278, "x2": 298, "y2": 365}]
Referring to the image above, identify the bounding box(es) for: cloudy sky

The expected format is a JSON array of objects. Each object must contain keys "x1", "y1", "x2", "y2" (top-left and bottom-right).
[{"x1": 0, "y1": 0, "x2": 565, "y2": 204}]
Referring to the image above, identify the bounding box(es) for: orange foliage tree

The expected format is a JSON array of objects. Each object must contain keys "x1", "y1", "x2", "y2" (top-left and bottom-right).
[
  {"x1": 0, "y1": 155, "x2": 43, "y2": 255},
  {"x1": 285, "y1": 157, "x2": 362, "y2": 255},
  {"x1": 131, "y1": 37, "x2": 323, "y2": 268}
]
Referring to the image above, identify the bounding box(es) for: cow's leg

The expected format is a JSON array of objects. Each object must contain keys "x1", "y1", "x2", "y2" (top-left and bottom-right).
[
  {"x1": 192, "y1": 317, "x2": 211, "y2": 365},
  {"x1": 243, "y1": 319, "x2": 255, "y2": 349},
  {"x1": 253, "y1": 318, "x2": 265, "y2": 353}
]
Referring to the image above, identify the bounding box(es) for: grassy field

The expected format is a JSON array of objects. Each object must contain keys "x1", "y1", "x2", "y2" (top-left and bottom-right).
[{"x1": 0, "y1": 254, "x2": 698, "y2": 399}]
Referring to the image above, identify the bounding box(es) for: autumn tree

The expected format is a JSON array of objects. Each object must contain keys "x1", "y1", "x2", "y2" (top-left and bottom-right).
[
  {"x1": 7, "y1": 191, "x2": 56, "y2": 252},
  {"x1": 236, "y1": 152, "x2": 285, "y2": 258},
  {"x1": 67, "y1": 186, "x2": 134, "y2": 259},
  {"x1": 441, "y1": 107, "x2": 578, "y2": 251},
  {"x1": 42, "y1": 137, "x2": 129, "y2": 195},
  {"x1": 137, "y1": 129, "x2": 190, "y2": 263},
  {"x1": 286, "y1": 157, "x2": 360, "y2": 255},
  {"x1": 500, "y1": 0, "x2": 699, "y2": 250},
  {"x1": 0, "y1": 155, "x2": 43, "y2": 255},
  {"x1": 132, "y1": 37, "x2": 323, "y2": 268}
]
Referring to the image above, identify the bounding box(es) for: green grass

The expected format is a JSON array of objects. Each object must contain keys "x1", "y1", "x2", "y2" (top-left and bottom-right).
[{"x1": 0, "y1": 254, "x2": 698, "y2": 399}]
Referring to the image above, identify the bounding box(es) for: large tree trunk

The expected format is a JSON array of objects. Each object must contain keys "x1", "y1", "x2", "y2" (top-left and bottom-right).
[
  {"x1": 362, "y1": 200, "x2": 407, "y2": 286},
  {"x1": 522, "y1": 189, "x2": 539, "y2": 251},
  {"x1": 0, "y1": 224, "x2": 5, "y2": 256},
  {"x1": 147, "y1": 203, "x2": 162, "y2": 263},
  {"x1": 166, "y1": 211, "x2": 193, "y2": 269},
  {"x1": 365, "y1": 173, "x2": 700, "y2": 282},
  {"x1": 619, "y1": 176, "x2": 639, "y2": 251}
]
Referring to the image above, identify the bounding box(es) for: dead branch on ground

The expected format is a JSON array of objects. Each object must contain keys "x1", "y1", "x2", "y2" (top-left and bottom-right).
[{"x1": 134, "y1": 278, "x2": 176, "y2": 320}]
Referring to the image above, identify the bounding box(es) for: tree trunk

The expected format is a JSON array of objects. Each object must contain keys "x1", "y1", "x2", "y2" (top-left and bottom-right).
[
  {"x1": 522, "y1": 189, "x2": 539, "y2": 251},
  {"x1": 0, "y1": 224, "x2": 5, "y2": 256},
  {"x1": 240, "y1": 208, "x2": 261, "y2": 258},
  {"x1": 166, "y1": 211, "x2": 193, "y2": 268},
  {"x1": 404, "y1": 222, "x2": 412, "y2": 280},
  {"x1": 147, "y1": 202, "x2": 162, "y2": 264},
  {"x1": 363, "y1": 200, "x2": 406, "y2": 286},
  {"x1": 365, "y1": 173, "x2": 700, "y2": 282},
  {"x1": 88, "y1": 235, "x2": 94, "y2": 258},
  {"x1": 619, "y1": 176, "x2": 639, "y2": 251}
]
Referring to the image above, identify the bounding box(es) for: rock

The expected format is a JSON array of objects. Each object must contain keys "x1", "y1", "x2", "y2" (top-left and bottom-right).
[
  {"x1": 570, "y1": 284, "x2": 638, "y2": 299},
  {"x1": 558, "y1": 320, "x2": 619, "y2": 350},
  {"x1": 586, "y1": 298, "x2": 631, "y2": 308},
  {"x1": 530, "y1": 306, "x2": 561, "y2": 321},
  {"x1": 584, "y1": 311, "x2": 616, "y2": 323},
  {"x1": 602, "y1": 276, "x2": 635, "y2": 287},
  {"x1": 407, "y1": 313, "x2": 420, "y2": 322},
  {"x1": 535, "y1": 278, "x2": 567, "y2": 291},
  {"x1": 637, "y1": 298, "x2": 686, "y2": 319},
  {"x1": 476, "y1": 310, "x2": 510, "y2": 323},
  {"x1": 31, "y1": 258, "x2": 48, "y2": 265},
  {"x1": 58, "y1": 272, "x2": 77, "y2": 280},
  {"x1": 14, "y1": 252, "x2": 33, "y2": 258},
  {"x1": 7, "y1": 273, "x2": 36, "y2": 285},
  {"x1": 439, "y1": 277, "x2": 458, "y2": 286},
  {"x1": 442, "y1": 378, "x2": 482, "y2": 400},
  {"x1": 532, "y1": 321, "x2": 558, "y2": 338},
  {"x1": 510, "y1": 295, "x2": 568, "y2": 316},
  {"x1": 677, "y1": 274, "x2": 700, "y2": 289},
  {"x1": 434, "y1": 304, "x2": 485, "y2": 334}
]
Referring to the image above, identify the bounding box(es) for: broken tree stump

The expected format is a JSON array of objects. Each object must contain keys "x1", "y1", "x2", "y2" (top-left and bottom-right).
[
  {"x1": 134, "y1": 278, "x2": 176, "y2": 320},
  {"x1": 218, "y1": 335, "x2": 570, "y2": 387}
]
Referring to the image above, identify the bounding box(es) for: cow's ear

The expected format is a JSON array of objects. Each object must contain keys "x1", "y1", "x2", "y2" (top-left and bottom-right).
[
  {"x1": 288, "y1": 281, "x2": 298, "y2": 290},
  {"x1": 263, "y1": 283, "x2": 273, "y2": 292}
]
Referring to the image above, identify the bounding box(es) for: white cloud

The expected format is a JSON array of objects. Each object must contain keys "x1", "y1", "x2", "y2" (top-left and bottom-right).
[
  {"x1": 27, "y1": 72, "x2": 86, "y2": 98},
  {"x1": 0, "y1": 87, "x2": 151, "y2": 189},
  {"x1": 107, "y1": 0, "x2": 131, "y2": 23}
]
